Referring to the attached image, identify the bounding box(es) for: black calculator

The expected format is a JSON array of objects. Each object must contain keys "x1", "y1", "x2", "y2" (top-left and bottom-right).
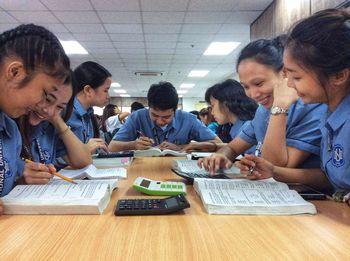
[
  {"x1": 96, "y1": 151, "x2": 134, "y2": 158},
  {"x1": 114, "y1": 194, "x2": 190, "y2": 216}
]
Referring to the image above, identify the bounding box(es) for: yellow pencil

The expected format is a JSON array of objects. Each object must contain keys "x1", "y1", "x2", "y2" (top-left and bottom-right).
[{"x1": 24, "y1": 159, "x2": 77, "y2": 185}]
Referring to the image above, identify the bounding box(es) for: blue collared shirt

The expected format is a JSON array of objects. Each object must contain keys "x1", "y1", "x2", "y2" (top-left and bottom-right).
[
  {"x1": 29, "y1": 121, "x2": 67, "y2": 165},
  {"x1": 238, "y1": 99, "x2": 327, "y2": 167},
  {"x1": 113, "y1": 108, "x2": 217, "y2": 144},
  {"x1": 320, "y1": 92, "x2": 350, "y2": 190},
  {"x1": 67, "y1": 98, "x2": 94, "y2": 143},
  {"x1": 0, "y1": 111, "x2": 24, "y2": 196},
  {"x1": 230, "y1": 120, "x2": 255, "y2": 155}
]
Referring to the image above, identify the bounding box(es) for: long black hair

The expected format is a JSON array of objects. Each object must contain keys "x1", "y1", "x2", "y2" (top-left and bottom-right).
[{"x1": 205, "y1": 79, "x2": 257, "y2": 121}]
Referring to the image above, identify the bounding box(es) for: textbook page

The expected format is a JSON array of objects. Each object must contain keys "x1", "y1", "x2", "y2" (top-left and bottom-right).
[
  {"x1": 194, "y1": 179, "x2": 316, "y2": 215},
  {"x1": 59, "y1": 164, "x2": 127, "y2": 180},
  {"x1": 134, "y1": 148, "x2": 187, "y2": 157},
  {"x1": 92, "y1": 157, "x2": 133, "y2": 168},
  {"x1": 173, "y1": 160, "x2": 242, "y2": 175},
  {"x1": 2, "y1": 180, "x2": 117, "y2": 215}
]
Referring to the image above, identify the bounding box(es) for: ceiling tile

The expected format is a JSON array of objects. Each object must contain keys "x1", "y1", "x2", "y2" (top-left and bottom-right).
[
  {"x1": 0, "y1": 0, "x2": 47, "y2": 11},
  {"x1": 181, "y1": 24, "x2": 221, "y2": 34},
  {"x1": 74, "y1": 33, "x2": 110, "y2": 42},
  {"x1": 113, "y1": 41, "x2": 145, "y2": 48},
  {"x1": 142, "y1": 12, "x2": 185, "y2": 23},
  {"x1": 184, "y1": 12, "x2": 231, "y2": 23},
  {"x1": 0, "y1": 24, "x2": 20, "y2": 32},
  {"x1": 87, "y1": 47, "x2": 117, "y2": 54},
  {"x1": 55, "y1": 32, "x2": 75, "y2": 40},
  {"x1": 109, "y1": 33, "x2": 144, "y2": 41},
  {"x1": 146, "y1": 42, "x2": 177, "y2": 49},
  {"x1": 146, "y1": 48, "x2": 174, "y2": 54},
  {"x1": 98, "y1": 12, "x2": 142, "y2": 23},
  {"x1": 144, "y1": 34, "x2": 178, "y2": 42},
  {"x1": 188, "y1": 0, "x2": 236, "y2": 11},
  {"x1": 178, "y1": 33, "x2": 214, "y2": 42},
  {"x1": 44, "y1": 23, "x2": 69, "y2": 33},
  {"x1": 54, "y1": 11, "x2": 100, "y2": 23},
  {"x1": 144, "y1": 24, "x2": 181, "y2": 34},
  {"x1": 104, "y1": 24, "x2": 142, "y2": 33},
  {"x1": 232, "y1": 0, "x2": 273, "y2": 11},
  {"x1": 0, "y1": 12, "x2": 18, "y2": 23},
  {"x1": 82, "y1": 41, "x2": 114, "y2": 48},
  {"x1": 41, "y1": 0, "x2": 93, "y2": 10},
  {"x1": 9, "y1": 11, "x2": 60, "y2": 23},
  {"x1": 218, "y1": 24, "x2": 250, "y2": 34},
  {"x1": 65, "y1": 23, "x2": 105, "y2": 33},
  {"x1": 117, "y1": 48, "x2": 145, "y2": 54},
  {"x1": 140, "y1": 0, "x2": 189, "y2": 11},
  {"x1": 91, "y1": 0, "x2": 140, "y2": 11}
]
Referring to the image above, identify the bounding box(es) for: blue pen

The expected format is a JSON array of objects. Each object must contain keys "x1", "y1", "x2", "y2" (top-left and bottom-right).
[{"x1": 248, "y1": 141, "x2": 262, "y2": 176}]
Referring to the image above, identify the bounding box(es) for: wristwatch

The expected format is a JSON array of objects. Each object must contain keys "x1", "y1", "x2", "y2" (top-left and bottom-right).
[{"x1": 270, "y1": 106, "x2": 289, "y2": 115}]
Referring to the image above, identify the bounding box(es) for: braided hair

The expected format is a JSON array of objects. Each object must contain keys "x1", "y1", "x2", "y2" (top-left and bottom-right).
[{"x1": 0, "y1": 24, "x2": 70, "y2": 85}]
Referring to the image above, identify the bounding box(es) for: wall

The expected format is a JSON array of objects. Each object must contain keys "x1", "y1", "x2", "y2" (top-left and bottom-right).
[
  {"x1": 182, "y1": 97, "x2": 207, "y2": 112},
  {"x1": 251, "y1": 0, "x2": 346, "y2": 39}
]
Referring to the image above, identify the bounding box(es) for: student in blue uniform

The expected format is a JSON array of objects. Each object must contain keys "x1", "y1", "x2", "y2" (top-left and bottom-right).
[
  {"x1": 67, "y1": 61, "x2": 111, "y2": 153},
  {"x1": 184, "y1": 79, "x2": 258, "y2": 152},
  {"x1": 199, "y1": 36, "x2": 327, "y2": 174},
  {"x1": 0, "y1": 24, "x2": 70, "y2": 212},
  {"x1": 16, "y1": 73, "x2": 92, "y2": 184},
  {"x1": 109, "y1": 82, "x2": 221, "y2": 152},
  {"x1": 236, "y1": 9, "x2": 350, "y2": 201}
]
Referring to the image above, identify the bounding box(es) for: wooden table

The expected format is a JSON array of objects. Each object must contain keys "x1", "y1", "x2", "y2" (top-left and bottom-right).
[{"x1": 1, "y1": 157, "x2": 350, "y2": 260}]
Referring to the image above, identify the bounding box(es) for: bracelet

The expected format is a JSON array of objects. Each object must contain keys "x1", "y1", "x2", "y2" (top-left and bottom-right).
[
  {"x1": 210, "y1": 142, "x2": 218, "y2": 152},
  {"x1": 58, "y1": 125, "x2": 71, "y2": 137}
]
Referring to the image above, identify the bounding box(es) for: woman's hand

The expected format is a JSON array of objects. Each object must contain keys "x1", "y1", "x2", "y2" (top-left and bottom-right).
[
  {"x1": 235, "y1": 154, "x2": 275, "y2": 180},
  {"x1": 273, "y1": 77, "x2": 299, "y2": 108},
  {"x1": 87, "y1": 138, "x2": 109, "y2": 153},
  {"x1": 22, "y1": 161, "x2": 54, "y2": 184},
  {"x1": 197, "y1": 153, "x2": 233, "y2": 175}
]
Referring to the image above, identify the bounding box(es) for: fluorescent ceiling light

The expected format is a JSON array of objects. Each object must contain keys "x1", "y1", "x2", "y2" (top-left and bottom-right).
[
  {"x1": 178, "y1": 95, "x2": 183, "y2": 98},
  {"x1": 120, "y1": 94, "x2": 131, "y2": 97},
  {"x1": 188, "y1": 70, "x2": 209, "y2": 77},
  {"x1": 111, "y1": 89, "x2": 127, "y2": 94},
  {"x1": 111, "y1": 82, "x2": 121, "y2": 87},
  {"x1": 177, "y1": 90, "x2": 188, "y2": 94},
  {"x1": 180, "y1": 83, "x2": 195, "y2": 89},
  {"x1": 59, "y1": 40, "x2": 88, "y2": 55},
  {"x1": 204, "y1": 42, "x2": 240, "y2": 55}
]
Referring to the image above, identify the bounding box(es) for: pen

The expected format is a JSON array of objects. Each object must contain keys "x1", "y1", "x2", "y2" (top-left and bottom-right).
[
  {"x1": 137, "y1": 130, "x2": 145, "y2": 137},
  {"x1": 248, "y1": 141, "x2": 262, "y2": 176},
  {"x1": 24, "y1": 159, "x2": 77, "y2": 184}
]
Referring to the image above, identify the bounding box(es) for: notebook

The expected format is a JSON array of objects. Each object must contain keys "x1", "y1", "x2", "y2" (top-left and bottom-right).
[
  {"x1": 58, "y1": 164, "x2": 127, "y2": 180},
  {"x1": 1, "y1": 179, "x2": 118, "y2": 215},
  {"x1": 193, "y1": 178, "x2": 317, "y2": 215},
  {"x1": 134, "y1": 147, "x2": 187, "y2": 157}
]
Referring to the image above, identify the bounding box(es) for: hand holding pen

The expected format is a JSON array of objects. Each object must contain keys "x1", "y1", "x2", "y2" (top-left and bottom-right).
[
  {"x1": 135, "y1": 130, "x2": 155, "y2": 150},
  {"x1": 24, "y1": 159, "x2": 77, "y2": 184},
  {"x1": 248, "y1": 142, "x2": 262, "y2": 176}
]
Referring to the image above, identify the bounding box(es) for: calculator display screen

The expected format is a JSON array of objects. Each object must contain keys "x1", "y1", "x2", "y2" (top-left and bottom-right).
[
  {"x1": 140, "y1": 179, "x2": 151, "y2": 188},
  {"x1": 165, "y1": 197, "x2": 178, "y2": 208}
]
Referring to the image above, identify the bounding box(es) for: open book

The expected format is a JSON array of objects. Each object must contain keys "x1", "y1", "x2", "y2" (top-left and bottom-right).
[
  {"x1": 58, "y1": 164, "x2": 127, "y2": 180},
  {"x1": 172, "y1": 159, "x2": 243, "y2": 177},
  {"x1": 134, "y1": 147, "x2": 187, "y2": 157},
  {"x1": 1, "y1": 179, "x2": 118, "y2": 215},
  {"x1": 194, "y1": 178, "x2": 316, "y2": 215}
]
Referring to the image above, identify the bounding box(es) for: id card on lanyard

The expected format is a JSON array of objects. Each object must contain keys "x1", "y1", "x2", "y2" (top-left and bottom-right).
[
  {"x1": 35, "y1": 138, "x2": 48, "y2": 164},
  {"x1": 152, "y1": 128, "x2": 170, "y2": 145},
  {"x1": 0, "y1": 133, "x2": 6, "y2": 195},
  {"x1": 81, "y1": 116, "x2": 90, "y2": 143}
]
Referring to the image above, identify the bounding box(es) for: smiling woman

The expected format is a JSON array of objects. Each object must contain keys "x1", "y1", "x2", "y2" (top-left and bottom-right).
[{"x1": 0, "y1": 24, "x2": 70, "y2": 209}]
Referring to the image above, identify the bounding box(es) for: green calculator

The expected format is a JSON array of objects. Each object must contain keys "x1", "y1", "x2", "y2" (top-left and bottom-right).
[{"x1": 133, "y1": 177, "x2": 186, "y2": 196}]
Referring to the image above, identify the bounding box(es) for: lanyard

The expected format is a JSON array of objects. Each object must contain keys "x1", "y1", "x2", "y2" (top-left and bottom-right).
[
  {"x1": 35, "y1": 138, "x2": 47, "y2": 163},
  {"x1": 81, "y1": 116, "x2": 90, "y2": 143},
  {"x1": 152, "y1": 128, "x2": 169, "y2": 145},
  {"x1": 326, "y1": 124, "x2": 333, "y2": 153},
  {"x1": 0, "y1": 132, "x2": 5, "y2": 195}
]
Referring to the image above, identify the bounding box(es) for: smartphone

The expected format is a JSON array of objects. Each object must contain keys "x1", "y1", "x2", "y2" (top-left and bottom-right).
[{"x1": 288, "y1": 183, "x2": 327, "y2": 200}]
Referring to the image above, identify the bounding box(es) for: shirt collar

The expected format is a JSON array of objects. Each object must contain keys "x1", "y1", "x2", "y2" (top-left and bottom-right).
[
  {"x1": 326, "y1": 92, "x2": 350, "y2": 132},
  {"x1": 74, "y1": 97, "x2": 94, "y2": 117},
  {"x1": 0, "y1": 111, "x2": 12, "y2": 138}
]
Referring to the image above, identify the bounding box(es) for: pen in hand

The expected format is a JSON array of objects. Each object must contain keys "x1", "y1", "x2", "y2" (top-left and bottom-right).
[
  {"x1": 24, "y1": 159, "x2": 77, "y2": 184},
  {"x1": 248, "y1": 142, "x2": 262, "y2": 176}
]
